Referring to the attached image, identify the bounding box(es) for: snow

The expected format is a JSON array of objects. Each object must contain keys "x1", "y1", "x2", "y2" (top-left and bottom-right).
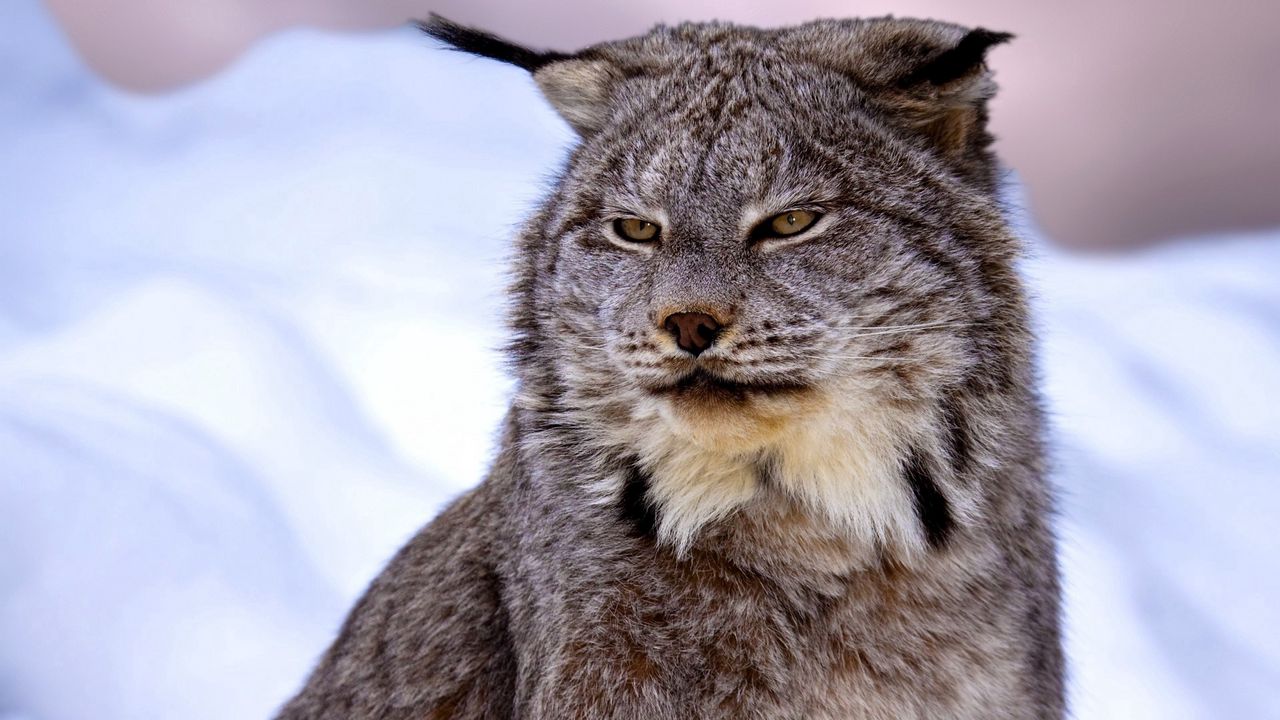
[
  {"x1": 2, "y1": 0, "x2": 1277, "y2": 717},
  {"x1": 1030, "y1": 232, "x2": 1280, "y2": 716}
]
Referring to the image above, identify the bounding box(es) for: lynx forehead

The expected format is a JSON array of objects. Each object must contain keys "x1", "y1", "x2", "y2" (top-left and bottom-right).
[{"x1": 278, "y1": 16, "x2": 1063, "y2": 720}]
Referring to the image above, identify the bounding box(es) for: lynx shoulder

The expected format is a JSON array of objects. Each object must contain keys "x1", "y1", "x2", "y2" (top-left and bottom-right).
[{"x1": 278, "y1": 15, "x2": 1064, "y2": 720}]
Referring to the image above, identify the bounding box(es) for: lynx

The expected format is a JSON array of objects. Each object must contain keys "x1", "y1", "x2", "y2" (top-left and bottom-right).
[{"x1": 278, "y1": 14, "x2": 1064, "y2": 719}]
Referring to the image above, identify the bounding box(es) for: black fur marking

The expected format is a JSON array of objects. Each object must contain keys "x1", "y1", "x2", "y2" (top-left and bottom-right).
[
  {"x1": 753, "y1": 456, "x2": 777, "y2": 491},
  {"x1": 904, "y1": 449, "x2": 955, "y2": 548},
  {"x1": 416, "y1": 14, "x2": 573, "y2": 71},
  {"x1": 940, "y1": 394, "x2": 972, "y2": 478},
  {"x1": 648, "y1": 368, "x2": 810, "y2": 401},
  {"x1": 619, "y1": 463, "x2": 659, "y2": 539},
  {"x1": 897, "y1": 28, "x2": 1013, "y2": 88}
]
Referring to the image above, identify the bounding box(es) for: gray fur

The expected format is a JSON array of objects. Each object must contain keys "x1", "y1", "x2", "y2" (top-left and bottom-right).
[{"x1": 278, "y1": 16, "x2": 1064, "y2": 719}]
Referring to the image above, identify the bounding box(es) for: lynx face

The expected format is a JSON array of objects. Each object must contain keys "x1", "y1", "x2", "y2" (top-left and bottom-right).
[
  {"x1": 549, "y1": 83, "x2": 976, "y2": 431},
  {"x1": 461, "y1": 19, "x2": 1022, "y2": 551}
]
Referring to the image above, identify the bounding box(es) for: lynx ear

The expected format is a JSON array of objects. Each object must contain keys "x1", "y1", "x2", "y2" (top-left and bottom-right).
[
  {"x1": 418, "y1": 15, "x2": 619, "y2": 136},
  {"x1": 891, "y1": 27, "x2": 1013, "y2": 90},
  {"x1": 531, "y1": 59, "x2": 623, "y2": 136},
  {"x1": 791, "y1": 19, "x2": 1012, "y2": 184},
  {"x1": 881, "y1": 25, "x2": 1011, "y2": 163}
]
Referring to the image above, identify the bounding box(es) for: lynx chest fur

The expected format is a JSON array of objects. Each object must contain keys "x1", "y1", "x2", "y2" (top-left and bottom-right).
[{"x1": 278, "y1": 15, "x2": 1064, "y2": 720}]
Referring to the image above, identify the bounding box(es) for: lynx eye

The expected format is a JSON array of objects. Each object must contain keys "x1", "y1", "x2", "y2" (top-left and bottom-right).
[
  {"x1": 612, "y1": 218, "x2": 661, "y2": 242},
  {"x1": 761, "y1": 210, "x2": 819, "y2": 238}
]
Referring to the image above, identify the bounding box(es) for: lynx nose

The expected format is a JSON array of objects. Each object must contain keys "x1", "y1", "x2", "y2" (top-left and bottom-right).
[{"x1": 662, "y1": 312, "x2": 722, "y2": 356}]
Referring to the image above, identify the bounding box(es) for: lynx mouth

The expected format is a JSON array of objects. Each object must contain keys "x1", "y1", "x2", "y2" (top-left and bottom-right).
[{"x1": 646, "y1": 368, "x2": 811, "y2": 402}]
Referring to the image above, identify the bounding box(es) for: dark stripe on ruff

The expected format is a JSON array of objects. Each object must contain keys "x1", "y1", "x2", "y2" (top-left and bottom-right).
[
  {"x1": 619, "y1": 463, "x2": 658, "y2": 539},
  {"x1": 940, "y1": 394, "x2": 973, "y2": 478},
  {"x1": 904, "y1": 449, "x2": 955, "y2": 548}
]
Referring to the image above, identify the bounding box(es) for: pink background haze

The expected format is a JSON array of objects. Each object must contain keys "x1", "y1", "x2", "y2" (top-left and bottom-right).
[{"x1": 43, "y1": 0, "x2": 1280, "y2": 249}]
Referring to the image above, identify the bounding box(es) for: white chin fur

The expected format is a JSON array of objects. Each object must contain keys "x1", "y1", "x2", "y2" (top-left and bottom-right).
[{"x1": 626, "y1": 385, "x2": 929, "y2": 558}]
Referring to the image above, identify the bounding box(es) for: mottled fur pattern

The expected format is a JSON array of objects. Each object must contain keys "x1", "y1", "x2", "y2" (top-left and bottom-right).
[{"x1": 279, "y1": 15, "x2": 1064, "y2": 719}]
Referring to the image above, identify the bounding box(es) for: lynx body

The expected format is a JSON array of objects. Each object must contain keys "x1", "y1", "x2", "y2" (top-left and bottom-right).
[{"x1": 279, "y1": 15, "x2": 1064, "y2": 719}]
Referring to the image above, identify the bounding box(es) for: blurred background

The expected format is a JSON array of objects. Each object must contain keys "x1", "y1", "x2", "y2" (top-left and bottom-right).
[{"x1": 2, "y1": 0, "x2": 1277, "y2": 718}]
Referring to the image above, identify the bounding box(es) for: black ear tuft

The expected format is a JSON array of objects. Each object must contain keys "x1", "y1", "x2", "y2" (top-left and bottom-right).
[
  {"x1": 416, "y1": 14, "x2": 572, "y2": 72},
  {"x1": 897, "y1": 28, "x2": 1013, "y2": 88}
]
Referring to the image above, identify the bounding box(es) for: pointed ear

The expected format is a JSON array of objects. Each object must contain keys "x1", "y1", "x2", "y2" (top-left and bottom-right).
[
  {"x1": 791, "y1": 19, "x2": 1012, "y2": 185},
  {"x1": 882, "y1": 25, "x2": 1011, "y2": 165},
  {"x1": 531, "y1": 58, "x2": 623, "y2": 135},
  {"x1": 417, "y1": 15, "x2": 620, "y2": 137}
]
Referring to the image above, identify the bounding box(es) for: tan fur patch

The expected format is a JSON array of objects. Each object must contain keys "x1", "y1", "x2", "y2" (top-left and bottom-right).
[{"x1": 629, "y1": 383, "x2": 928, "y2": 558}]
